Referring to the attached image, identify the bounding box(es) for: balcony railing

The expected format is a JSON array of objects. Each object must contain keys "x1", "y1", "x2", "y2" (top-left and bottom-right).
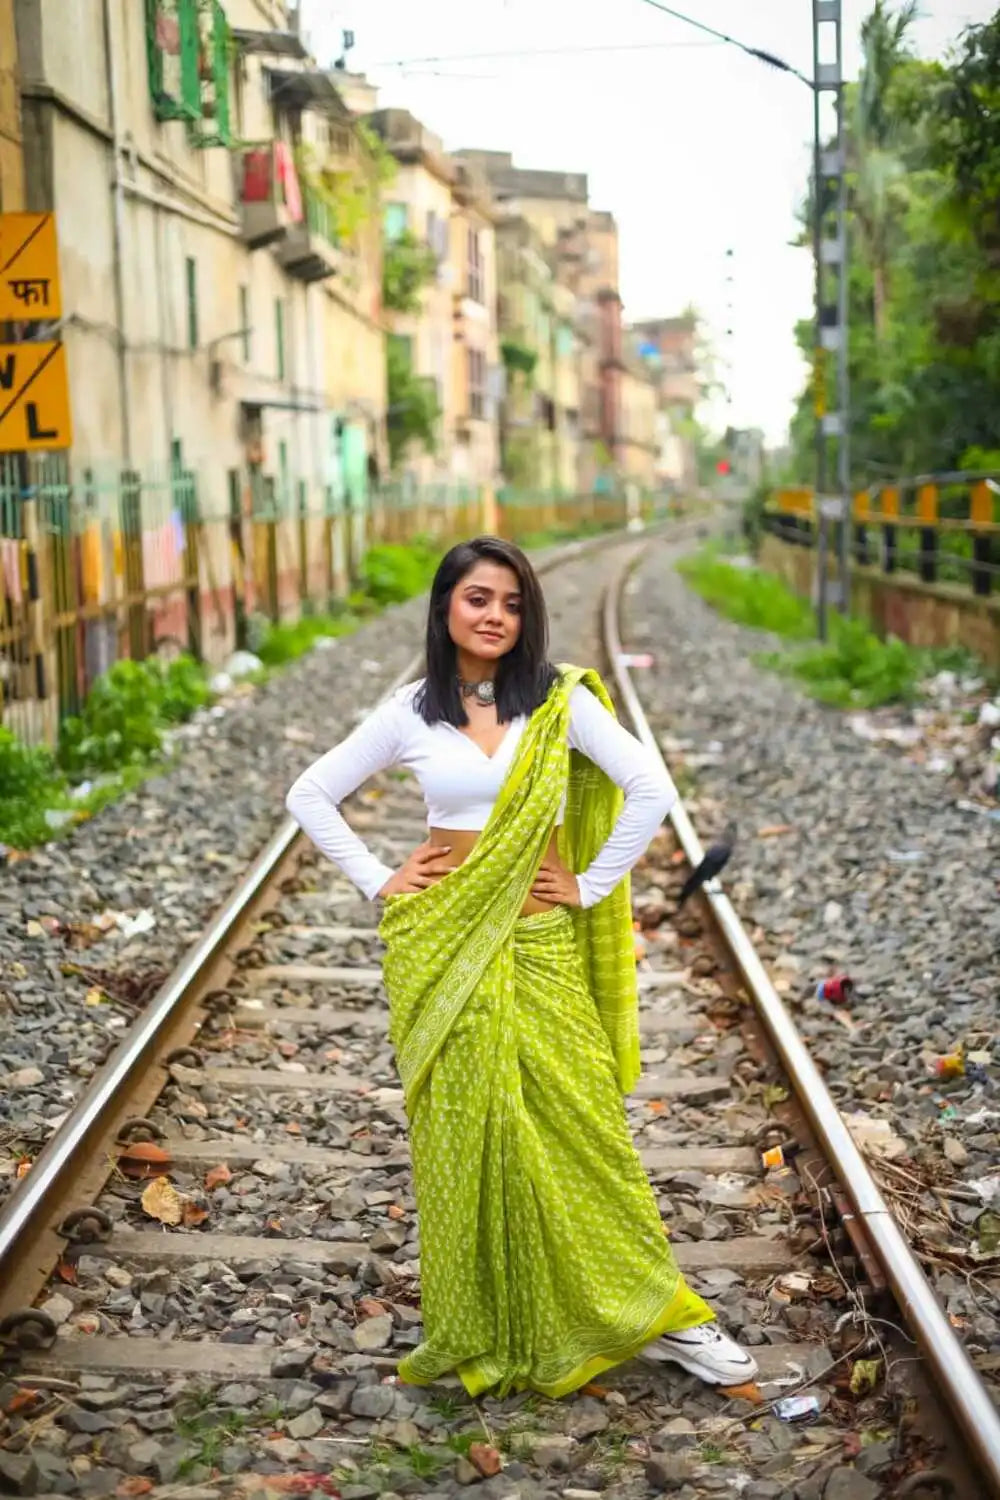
[{"x1": 276, "y1": 183, "x2": 343, "y2": 283}]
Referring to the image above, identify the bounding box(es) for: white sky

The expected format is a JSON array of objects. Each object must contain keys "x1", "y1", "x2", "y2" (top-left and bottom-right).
[{"x1": 299, "y1": 0, "x2": 995, "y2": 447}]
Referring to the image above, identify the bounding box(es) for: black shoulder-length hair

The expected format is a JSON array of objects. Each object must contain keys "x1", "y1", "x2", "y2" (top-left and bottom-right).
[{"x1": 413, "y1": 536, "x2": 558, "y2": 726}]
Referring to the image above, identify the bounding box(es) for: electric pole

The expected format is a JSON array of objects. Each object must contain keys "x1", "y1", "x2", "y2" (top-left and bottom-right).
[{"x1": 811, "y1": 0, "x2": 850, "y2": 639}]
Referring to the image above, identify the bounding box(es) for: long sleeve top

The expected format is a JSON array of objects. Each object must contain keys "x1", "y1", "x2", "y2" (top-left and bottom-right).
[{"x1": 285, "y1": 680, "x2": 676, "y2": 909}]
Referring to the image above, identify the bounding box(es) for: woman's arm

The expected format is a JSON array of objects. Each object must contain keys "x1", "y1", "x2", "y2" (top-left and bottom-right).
[
  {"x1": 567, "y1": 683, "x2": 676, "y2": 908},
  {"x1": 285, "y1": 697, "x2": 405, "y2": 900}
]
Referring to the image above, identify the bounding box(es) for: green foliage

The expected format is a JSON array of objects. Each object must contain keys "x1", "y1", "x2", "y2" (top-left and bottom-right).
[
  {"x1": 58, "y1": 656, "x2": 210, "y2": 776},
  {"x1": 383, "y1": 230, "x2": 437, "y2": 313},
  {"x1": 360, "y1": 538, "x2": 440, "y2": 604},
  {"x1": 681, "y1": 547, "x2": 971, "y2": 709},
  {"x1": 500, "y1": 339, "x2": 538, "y2": 381},
  {"x1": 387, "y1": 338, "x2": 440, "y2": 468},
  {"x1": 0, "y1": 730, "x2": 67, "y2": 849},
  {"x1": 256, "y1": 613, "x2": 357, "y2": 667},
  {"x1": 677, "y1": 551, "x2": 815, "y2": 638},
  {"x1": 762, "y1": 617, "x2": 921, "y2": 707},
  {"x1": 789, "y1": 7, "x2": 1000, "y2": 482}
]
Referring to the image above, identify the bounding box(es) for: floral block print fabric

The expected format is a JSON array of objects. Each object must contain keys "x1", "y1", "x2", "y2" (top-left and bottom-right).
[{"x1": 378, "y1": 667, "x2": 712, "y2": 1398}]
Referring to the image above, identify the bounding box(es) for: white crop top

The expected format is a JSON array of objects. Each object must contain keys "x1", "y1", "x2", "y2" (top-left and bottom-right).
[{"x1": 285, "y1": 680, "x2": 676, "y2": 909}]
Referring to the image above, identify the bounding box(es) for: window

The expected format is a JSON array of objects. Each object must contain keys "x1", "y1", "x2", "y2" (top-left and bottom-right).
[
  {"x1": 467, "y1": 228, "x2": 484, "y2": 304},
  {"x1": 384, "y1": 202, "x2": 408, "y2": 242},
  {"x1": 185, "y1": 256, "x2": 198, "y2": 348},
  {"x1": 467, "y1": 347, "x2": 486, "y2": 420},
  {"x1": 275, "y1": 298, "x2": 286, "y2": 381},
  {"x1": 278, "y1": 440, "x2": 290, "y2": 512},
  {"x1": 239, "y1": 284, "x2": 251, "y2": 364},
  {"x1": 427, "y1": 210, "x2": 448, "y2": 262}
]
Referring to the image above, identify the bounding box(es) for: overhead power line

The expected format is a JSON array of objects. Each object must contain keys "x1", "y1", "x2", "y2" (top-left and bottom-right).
[
  {"x1": 370, "y1": 38, "x2": 723, "y2": 68},
  {"x1": 636, "y1": 0, "x2": 814, "y2": 88}
]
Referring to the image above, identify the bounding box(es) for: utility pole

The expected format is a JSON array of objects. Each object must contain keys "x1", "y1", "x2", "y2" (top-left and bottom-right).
[{"x1": 811, "y1": 0, "x2": 850, "y2": 639}]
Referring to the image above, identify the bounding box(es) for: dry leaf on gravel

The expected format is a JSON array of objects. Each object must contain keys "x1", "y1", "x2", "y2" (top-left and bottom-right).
[
  {"x1": 140, "y1": 1175, "x2": 184, "y2": 1225},
  {"x1": 181, "y1": 1201, "x2": 210, "y2": 1227},
  {"x1": 205, "y1": 1162, "x2": 232, "y2": 1190},
  {"x1": 116, "y1": 1480, "x2": 153, "y2": 1497}
]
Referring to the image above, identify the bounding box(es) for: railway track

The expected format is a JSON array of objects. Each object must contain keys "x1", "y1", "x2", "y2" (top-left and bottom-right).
[{"x1": 0, "y1": 532, "x2": 997, "y2": 1500}]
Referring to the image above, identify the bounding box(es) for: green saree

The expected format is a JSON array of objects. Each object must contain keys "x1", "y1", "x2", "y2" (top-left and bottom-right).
[{"x1": 378, "y1": 666, "x2": 712, "y2": 1398}]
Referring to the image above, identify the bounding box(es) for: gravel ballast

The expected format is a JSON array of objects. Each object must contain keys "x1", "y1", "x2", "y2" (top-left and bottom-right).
[{"x1": 625, "y1": 538, "x2": 1000, "y2": 1363}]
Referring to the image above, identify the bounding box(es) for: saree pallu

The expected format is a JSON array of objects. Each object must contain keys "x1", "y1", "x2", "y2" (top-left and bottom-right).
[{"x1": 378, "y1": 666, "x2": 712, "y2": 1398}]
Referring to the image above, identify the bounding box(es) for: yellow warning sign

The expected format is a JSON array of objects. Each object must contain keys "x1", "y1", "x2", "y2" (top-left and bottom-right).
[
  {"x1": 0, "y1": 342, "x2": 72, "y2": 453},
  {"x1": 0, "y1": 213, "x2": 62, "y2": 321}
]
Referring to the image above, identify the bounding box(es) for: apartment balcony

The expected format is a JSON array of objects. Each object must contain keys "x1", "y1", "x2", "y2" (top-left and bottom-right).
[
  {"x1": 276, "y1": 185, "x2": 345, "y2": 283},
  {"x1": 239, "y1": 143, "x2": 302, "y2": 249}
]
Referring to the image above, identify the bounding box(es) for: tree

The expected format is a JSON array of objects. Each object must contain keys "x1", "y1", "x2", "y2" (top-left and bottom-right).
[
  {"x1": 852, "y1": 0, "x2": 919, "y2": 341},
  {"x1": 386, "y1": 338, "x2": 439, "y2": 470},
  {"x1": 382, "y1": 231, "x2": 437, "y2": 314}
]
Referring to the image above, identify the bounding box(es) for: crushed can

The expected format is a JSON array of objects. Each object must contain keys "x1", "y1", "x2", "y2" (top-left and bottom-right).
[{"x1": 816, "y1": 975, "x2": 855, "y2": 1005}]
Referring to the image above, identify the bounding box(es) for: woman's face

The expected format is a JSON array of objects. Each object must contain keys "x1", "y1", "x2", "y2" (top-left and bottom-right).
[{"x1": 447, "y1": 560, "x2": 523, "y2": 664}]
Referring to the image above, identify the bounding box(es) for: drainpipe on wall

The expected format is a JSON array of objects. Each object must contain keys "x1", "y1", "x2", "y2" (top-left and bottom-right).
[{"x1": 102, "y1": 0, "x2": 132, "y2": 465}]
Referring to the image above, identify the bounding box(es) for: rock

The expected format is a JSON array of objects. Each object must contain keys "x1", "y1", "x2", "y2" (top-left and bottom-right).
[
  {"x1": 128, "y1": 1438, "x2": 164, "y2": 1470},
  {"x1": 530, "y1": 1435, "x2": 576, "y2": 1470},
  {"x1": 286, "y1": 1406, "x2": 325, "y2": 1440},
  {"x1": 353, "y1": 1313, "x2": 393, "y2": 1351},
  {"x1": 5, "y1": 1066, "x2": 44, "y2": 1089},
  {"x1": 645, "y1": 1454, "x2": 695, "y2": 1491},
  {"x1": 944, "y1": 1136, "x2": 969, "y2": 1167},
  {"x1": 40, "y1": 1292, "x2": 74, "y2": 1326},
  {"x1": 823, "y1": 1470, "x2": 882, "y2": 1500},
  {"x1": 63, "y1": 1406, "x2": 120, "y2": 1434},
  {"x1": 270, "y1": 1349, "x2": 314, "y2": 1379},
  {"x1": 454, "y1": 1458, "x2": 481, "y2": 1486},
  {"x1": 567, "y1": 1397, "x2": 608, "y2": 1438},
  {"x1": 0, "y1": 1452, "x2": 38, "y2": 1494},
  {"x1": 854, "y1": 1440, "x2": 893, "y2": 1476},
  {"x1": 349, "y1": 1385, "x2": 396, "y2": 1420}
]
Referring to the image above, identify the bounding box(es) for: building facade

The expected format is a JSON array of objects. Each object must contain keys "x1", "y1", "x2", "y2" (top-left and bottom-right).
[
  {"x1": 12, "y1": 0, "x2": 388, "y2": 653},
  {"x1": 369, "y1": 110, "x2": 500, "y2": 490},
  {"x1": 0, "y1": 0, "x2": 23, "y2": 211},
  {"x1": 629, "y1": 314, "x2": 700, "y2": 489}
]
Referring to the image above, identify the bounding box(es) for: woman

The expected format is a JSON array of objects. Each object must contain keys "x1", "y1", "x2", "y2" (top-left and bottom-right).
[{"x1": 287, "y1": 536, "x2": 756, "y2": 1398}]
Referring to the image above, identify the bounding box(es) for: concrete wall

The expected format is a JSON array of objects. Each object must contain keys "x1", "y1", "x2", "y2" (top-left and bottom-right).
[
  {"x1": 759, "y1": 533, "x2": 1000, "y2": 667},
  {"x1": 0, "y1": 0, "x2": 24, "y2": 209}
]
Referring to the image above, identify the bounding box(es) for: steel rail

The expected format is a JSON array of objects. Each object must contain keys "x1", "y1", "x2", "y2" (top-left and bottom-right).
[
  {"x1": 0, "y1": 521, "x2": 702, "y2": 1302},
  {"x1": 605, "y1": 551, "x2": 1000, "y2": 1497}
]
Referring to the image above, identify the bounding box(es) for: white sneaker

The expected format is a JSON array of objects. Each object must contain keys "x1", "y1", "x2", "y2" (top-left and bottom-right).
[{"x1": 642, "y1": 1321, "x2": 760, "y2": 1385}]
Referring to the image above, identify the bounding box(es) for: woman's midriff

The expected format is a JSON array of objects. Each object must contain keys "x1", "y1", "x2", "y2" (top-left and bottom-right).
[{"x1": 428, "y1": 827, "x2": 565, "y2": 916}]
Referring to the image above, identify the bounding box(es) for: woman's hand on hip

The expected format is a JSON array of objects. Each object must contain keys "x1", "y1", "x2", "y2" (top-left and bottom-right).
[
  {"x1": 530, "y1": 860, "x2": 582, "y2": 908},
  {"x1": 378, "y1": 842, "x2": 456, "y2": 898}
]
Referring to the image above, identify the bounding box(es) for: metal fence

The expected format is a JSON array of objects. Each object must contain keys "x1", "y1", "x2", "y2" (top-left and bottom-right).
[
  {"x1": 764, "y1": 475, "x2": 1000, "y2": 597},
  {"x1": 0, "y1": 455, "x2": 681, "y2": 747}
]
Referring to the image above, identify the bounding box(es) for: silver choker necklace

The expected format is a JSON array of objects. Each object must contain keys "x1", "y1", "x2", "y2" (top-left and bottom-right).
[{"x1": 458, "y1": 677, "x2": 496, "y2": 706}]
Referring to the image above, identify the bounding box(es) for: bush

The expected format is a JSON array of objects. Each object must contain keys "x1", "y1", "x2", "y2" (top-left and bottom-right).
[
  {"x1": 257, "y1": 614, "x2": 357, "y2": 667},
  {"x1": 680, "y1": 546, "x2": 936, "y2": 710},
  {"x1": 360, "y1": 540, "x2": 439, "y2": 605},
  {"x1": 0, "y1": 729, "x2": 77, "y2": 850},
  {"x1": 677, "y1": 551, "x2": 815, "y2": 638},
  {"x1": 58, "y1": 654, "x2": 212, "y2": 776},
  {"x1": 763, "y1": 619, "x2": 922, "y2": 708}
]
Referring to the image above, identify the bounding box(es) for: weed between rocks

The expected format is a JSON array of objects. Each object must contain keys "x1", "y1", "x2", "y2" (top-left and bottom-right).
[
  {"x1": 679, "y1": 548, "x2": 989, "y2": 710},
  {"x1": 0, "y1": 540, "x2": 442, "y2": 854}
]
